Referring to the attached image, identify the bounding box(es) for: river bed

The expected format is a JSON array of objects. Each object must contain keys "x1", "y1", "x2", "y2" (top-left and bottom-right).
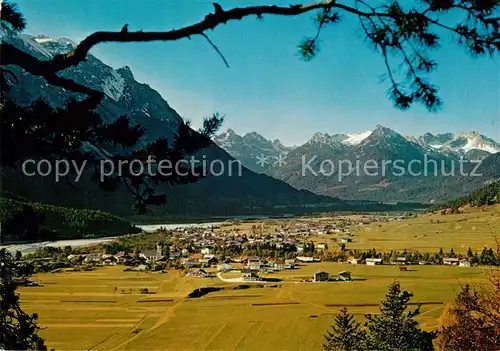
[{"x1": 1, "y1": 221, "x2": 223, "y2": 255}]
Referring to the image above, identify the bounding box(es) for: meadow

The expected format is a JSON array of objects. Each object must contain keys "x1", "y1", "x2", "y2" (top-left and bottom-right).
[
  {"x1": 217, "y1": 205, "x2": 500, "y2": 254},
  {"x1": 19, "y1": 263, "x2": 491, "y2": 350},
  {"x1": 347, "y1": 205, "x2": 500, "y2": 252}
]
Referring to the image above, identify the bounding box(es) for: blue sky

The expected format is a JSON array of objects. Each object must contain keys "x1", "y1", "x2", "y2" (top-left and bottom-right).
[{"x1": 17, "y1": 0, "x2": 499, "y2": 145}]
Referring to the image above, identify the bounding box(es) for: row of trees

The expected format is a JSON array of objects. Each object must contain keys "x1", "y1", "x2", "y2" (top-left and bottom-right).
[{"x1": 317, "y1": 246, "x2": 500, "y2": 266}]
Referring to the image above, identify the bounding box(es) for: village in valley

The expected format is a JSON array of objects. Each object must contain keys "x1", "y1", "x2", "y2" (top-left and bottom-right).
[
  {"x1": 13, "y1": 211, "x2": 491, "y2": 286},
  {"x1": 6, "y1": 207, "x2": 499, "y2": 350}
]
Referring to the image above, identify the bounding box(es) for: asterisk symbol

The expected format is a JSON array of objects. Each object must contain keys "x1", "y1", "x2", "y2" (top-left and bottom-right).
[
  {"x1": 273, "y1": 154, "x2": 287, "y2": 167},
  {"x1": 256, "y1": 154, "x2": 270, "y2": 167}
]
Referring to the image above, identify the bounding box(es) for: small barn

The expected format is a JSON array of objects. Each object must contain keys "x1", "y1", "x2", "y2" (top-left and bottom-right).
[{"x1": 313, "y1": 271, "x2": 329, "y2": 282}]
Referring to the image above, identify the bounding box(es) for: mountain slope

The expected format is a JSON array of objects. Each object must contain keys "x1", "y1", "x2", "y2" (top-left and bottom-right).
[
  {"x1": 416, "y1": 132, "x2": 500, "y2": 158},
  {"x1": 213, "y1": 129, "x2": 291, "y2": 173},
  {"x1": 1, "y1": 31, "x2": 336, "y2": 216},
  {"x1": 429, "y1": 178, "x2": 500, "y2": 211}
]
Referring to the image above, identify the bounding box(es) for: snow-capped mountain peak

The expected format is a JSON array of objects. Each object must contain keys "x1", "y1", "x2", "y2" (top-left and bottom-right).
[
  {"x1": 213, "y1": 129, "x2": 293, "y2": 172},
  {"x1": 342, "y1": 130, "x2": 373, "y2": 145},
  {"x1": 12, "y1": 33, "x2": 77, "y2": 58},
  {"x1": 243, "y1": 131, "x2": 270, "y2": 144},
  {"x1": 213, "y1": 126, "x2": 499, "y2": 174},
  {"x1": 418, "y1": 131, "x2": 500, "y2": 155},
  {"x1": 3, "y1": 31, "x2": 184, "y2": 139},
  {"x1": 213, "y1": 129, "x2": 240, "y2": 148},
  {"x1": 455, "y1": 132, "x2": 500, "y2": 154},
  {"x1": 358, "y1": 125, "x2": 406, "y2": 148},
  {"x1": 33, "y1": 35, "x2": 76, "y2": 47}
]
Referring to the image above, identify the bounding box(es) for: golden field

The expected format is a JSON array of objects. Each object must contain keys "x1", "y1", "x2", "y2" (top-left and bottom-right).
[
  {"x1": 19, "y1": 263, "x2": 491, "y2": 350},
  {"x1": 17, "y1": 207, "x2": 499, "y2": 350}
]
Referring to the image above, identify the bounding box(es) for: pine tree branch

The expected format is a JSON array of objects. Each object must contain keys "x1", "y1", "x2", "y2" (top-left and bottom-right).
[
  {"x1": 200, "y1": 33, "x2": 230, "y2": 68},
  {"x1": 6, "y1": 1, "x2": 386, "y2": 77},
  {"x1": 1, "y1": 0, "x2": 497, "y2": 110}
]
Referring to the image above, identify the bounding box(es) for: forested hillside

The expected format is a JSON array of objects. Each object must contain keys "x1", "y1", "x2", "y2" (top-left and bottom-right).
[
  {"x1": 0, "y1": 194, "x2": 140, "y2": 242},
  {"x1": 430, "y1": 180, "x2": 500, "y2": 212}
]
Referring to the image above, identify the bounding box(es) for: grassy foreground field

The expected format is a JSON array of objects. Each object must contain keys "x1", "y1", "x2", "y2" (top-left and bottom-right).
[{"x1": 19, "y1": 264, "x2": 490, "y2": 350}]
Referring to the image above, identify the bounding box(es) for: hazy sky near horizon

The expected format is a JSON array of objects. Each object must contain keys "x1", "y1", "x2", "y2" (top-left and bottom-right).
[{"x1": 16, "y1": 0, "x2": 500, "y2": 145}]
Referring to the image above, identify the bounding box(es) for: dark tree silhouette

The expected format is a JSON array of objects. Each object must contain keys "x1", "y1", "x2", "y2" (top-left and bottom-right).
[
  {"x1": 0, "y1": 249, "x2": 47, "y2": 350},
  {"x1": 323, "y1": 282, "x2": 436, "y2": 351}
]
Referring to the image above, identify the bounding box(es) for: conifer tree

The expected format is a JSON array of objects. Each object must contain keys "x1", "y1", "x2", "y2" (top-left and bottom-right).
[
  {"x1": 323, "y1": 307, "x2": 367, "y2": 351},
  {"x1": 364, "y1": 281, "x2": 435, "y2": 351}
]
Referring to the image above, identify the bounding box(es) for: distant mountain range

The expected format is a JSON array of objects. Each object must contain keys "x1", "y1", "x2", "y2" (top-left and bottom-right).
[
  {"x1": 215, "y1": 127, "x2": 500, "y2": 172},
  {"x1": 214, "y1": 126, "x2": 500, "y2": 203}
]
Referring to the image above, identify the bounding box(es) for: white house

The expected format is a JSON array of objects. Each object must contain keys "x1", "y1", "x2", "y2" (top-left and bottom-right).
[
  {"x1": 83, "y1": 253, "x2": 101, "y2": 264},
  {"x1": 365, "y1": 258, "x2": 383, "y2": 266},
  {"x1": 459, "y1": 259, "x2": 471, "y2": 267},
  {"x1": 273, "y1": 260, "x2": 286, "y2": 270},
  {"x1": 284, "y1": 259, "x2": 296, "y2": 269},
  {"x1": 394, "y1": 257, "x2": 407, "y2": 265},
  {"x1": 443, "y1": 257, "x2": 459, "y2": 266},
  {"x1": 218, "y1": 263, "x2": 233, "y2": 272},
  {"x1": 241, "y1": 269, "x2": 261, "y2": 281},
  {"x1": 247, "y1": 256, "x2": 261, "y2": 271},
  {"x1": 201, "y1": 247, "x2": 212, "y2": 255}
]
